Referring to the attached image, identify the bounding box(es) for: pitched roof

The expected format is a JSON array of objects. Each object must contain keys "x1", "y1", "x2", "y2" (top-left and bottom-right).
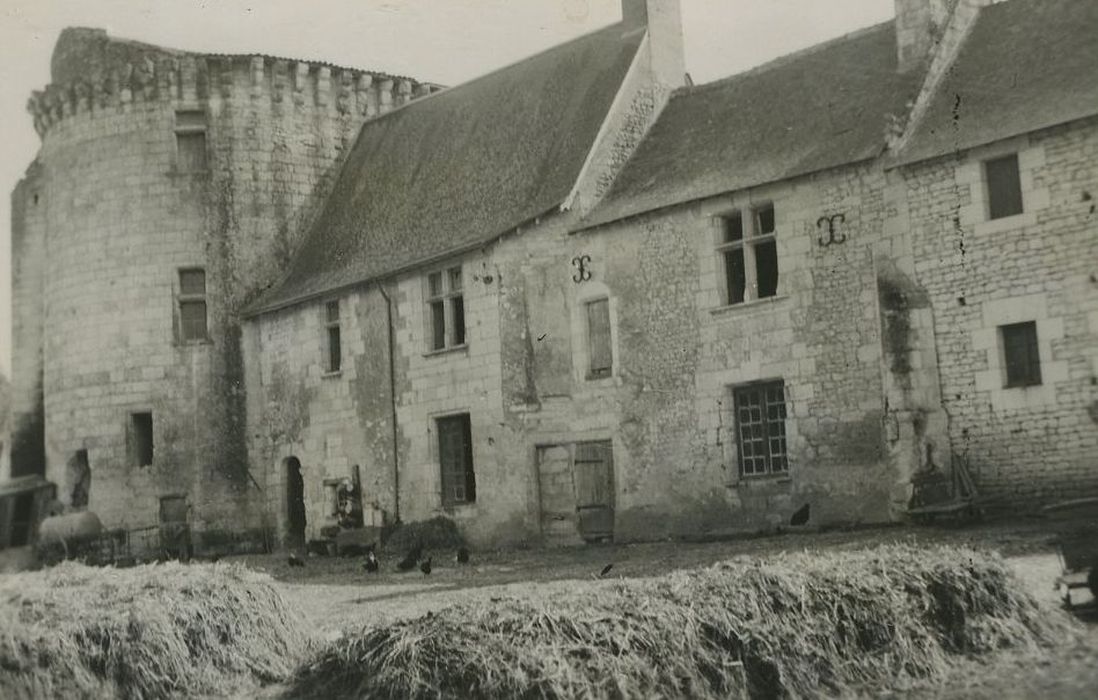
[
  {"x1": 894, "y1": 0, "x2": 1098, "y2": 166},
  {"x1": 578, "y1": 21, "x2": 918, "y2": 231},
  {"x1": 252, "y1": 22, "x2": 645, "y2": 314}
]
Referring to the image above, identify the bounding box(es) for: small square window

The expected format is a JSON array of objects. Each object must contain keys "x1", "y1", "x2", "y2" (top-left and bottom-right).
[
  {"x1": 1000, "y1": 321, "x2": 1041, "y2": 388},
  {"x1": 985, "y1": 153, "x2": 1023, "y2": 220}
]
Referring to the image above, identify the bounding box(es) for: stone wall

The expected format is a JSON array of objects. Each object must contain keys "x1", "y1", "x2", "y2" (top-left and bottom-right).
[
  {"x1": 900, "y1": 117, "x2": 1098, "y2": 506},
  {"x1": 12, "y1": 28, "x2": 431, "y2": 537}
]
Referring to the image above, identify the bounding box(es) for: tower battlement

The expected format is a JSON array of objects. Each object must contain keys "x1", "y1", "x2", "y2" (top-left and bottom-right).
[{"x1": 27, "y1": 27, "x2": 441, "y2": 138}]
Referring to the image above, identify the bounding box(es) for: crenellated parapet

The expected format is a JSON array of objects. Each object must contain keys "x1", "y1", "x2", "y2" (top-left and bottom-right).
[{"x1": 27, "y1": 28, "x2": 442, "y2": 138}]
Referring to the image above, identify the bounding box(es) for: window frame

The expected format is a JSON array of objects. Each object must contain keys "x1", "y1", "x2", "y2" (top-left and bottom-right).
[
  {"x1": 584, "y1": 297, "x2": 613, "y2": 380},
  {"x1": 436, "y1": 413, "x2": 476, "y2": 506},
  {"x1": 177, "y1": 267, "x2": 208, "y2": 343},
  {"x1": 324, "y1": 299, "x2": 342, "y2": 374},
  {"x1": 716, "y1": 203, "x2": 779, "y2": 306},
  {"x1": 425, "y1": 265, "x2": 466, "y2": 352},
  {"x1": 174, "y1": 109, "x2": 208, "y2": 173},
  {"x1": 732, "y1": 380, "x2": 789, "y2": 478},
  {"x1": 999, "y1": 320, "x2": 1042, "y2": 388},
  {"x1": 129, "y1": 412, "x2": 155, "y2": 467},
  {"x1": 983, "y1": 153, "x2": 1024, "y2": 221}
]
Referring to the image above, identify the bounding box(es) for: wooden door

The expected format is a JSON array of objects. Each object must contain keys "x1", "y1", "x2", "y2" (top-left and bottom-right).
[
  {"x1": 536, "y1": 445, "x2": 581, "y2": 544},
  {"x1": 573, "y1": 441, "x2": 614, "y2": 542}
]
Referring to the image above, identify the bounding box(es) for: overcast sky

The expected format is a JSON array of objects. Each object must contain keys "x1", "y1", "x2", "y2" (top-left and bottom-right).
[{"x1": 0, "y1": 0, "x2": 895, "y2": 376}]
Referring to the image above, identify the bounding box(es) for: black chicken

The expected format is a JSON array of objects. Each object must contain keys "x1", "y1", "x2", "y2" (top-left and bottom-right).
[
  {"x1": 599, "y1": 563, "x2": 613, "y2": 578},
  {"x1": 790, "y1": 504, "x2": 811, "y2": 527},
  {"x1": 456, "y1": 547, "x2": 470, "y2": 564},
  {"x1": 397, "y1": 544, "x2": 422, "y2": 572},
  {"x1": 420, "y1": 557, "x2": 433, "y2": 575},
  {"x1": 287, "y1": 553, "x2": 305, "y2": 568}
]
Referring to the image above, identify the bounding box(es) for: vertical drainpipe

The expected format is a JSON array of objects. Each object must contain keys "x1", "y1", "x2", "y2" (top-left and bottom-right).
[{"x1": 377, "y1": 284, "x2": 401, "y2": 524}]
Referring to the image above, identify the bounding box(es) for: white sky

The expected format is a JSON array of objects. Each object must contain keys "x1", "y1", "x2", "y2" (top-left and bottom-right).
[{"x1": 0, "y1": 0, "x2": 895, "y2": 377}]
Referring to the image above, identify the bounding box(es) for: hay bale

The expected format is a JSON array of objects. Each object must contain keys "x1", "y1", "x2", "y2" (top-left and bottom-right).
[
  {"x1": 287, "y1": 545, "x2": 1077, "y2": 699},
  {"x1": 0, "y1": 560, "x2": 315, "y2": 699},
  {"x1": 381, "y1": 516, "x2": 465, "y2": 555}
]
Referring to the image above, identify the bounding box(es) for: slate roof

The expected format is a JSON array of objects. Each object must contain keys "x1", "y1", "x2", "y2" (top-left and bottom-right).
[
  {"x1": 252, "y1": 22, "x2": 645, "y2": 314},
  {"x1": 893, "y1": 0, "x2": 1098, "y2": 166},
  {"x1": 578, "y1": 21, "x2": 919, "y2": 230}
]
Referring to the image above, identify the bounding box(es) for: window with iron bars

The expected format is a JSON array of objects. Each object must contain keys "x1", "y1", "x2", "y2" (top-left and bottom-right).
[{"x1": 733, "y1": 381, "x2": 788, "y2": 477}]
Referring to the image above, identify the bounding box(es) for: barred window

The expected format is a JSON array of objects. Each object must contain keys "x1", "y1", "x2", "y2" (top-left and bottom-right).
[
  {"x1": 734, "y1": 381, "x2": 788, "y2": 477},
  {"x1": 438, "y1": 413, "x2": 475, "y2": 505}
]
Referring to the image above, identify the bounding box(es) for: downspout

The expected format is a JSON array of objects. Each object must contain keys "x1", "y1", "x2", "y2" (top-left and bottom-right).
[{"x1": 377, "y1": 284, "x2": 401, "y2": 523}]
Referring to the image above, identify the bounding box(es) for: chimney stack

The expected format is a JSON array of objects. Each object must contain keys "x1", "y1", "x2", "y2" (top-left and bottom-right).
[
  {"x1": 894, "y1": 0, "x2": 953, "y2": 72},
  {"x1": 622, "y1": 0, "x2": 686, "y2": 89}
]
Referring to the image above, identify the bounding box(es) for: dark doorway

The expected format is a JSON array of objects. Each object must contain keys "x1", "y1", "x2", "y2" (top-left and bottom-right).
[
  {"x1": 286, "y1": 457, "x2": 306, "y2": 547},
  {"x1": 67, "y1": 449, "x2": 91, "y2": 509}
]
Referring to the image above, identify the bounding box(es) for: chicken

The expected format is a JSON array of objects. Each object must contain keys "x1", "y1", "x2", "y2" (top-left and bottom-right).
[
  {"x1": 456, "y1": 547, "x2": 470, "y2": 564},
  {"x1": 287, "y1": 553, "x2": 305, "y2": 568},
  {"x1": 790, "y1": 503, "x2": 810, "y2": 527},
  {"x1": 363, "y1": 550, "x2": 380, "y2": 573},
  {"x1": 598, "y1": 563, "x2": 613, "y2": 578},
  {"x1": 420, "y1": 557, "x2": 433, "y2": 575}
]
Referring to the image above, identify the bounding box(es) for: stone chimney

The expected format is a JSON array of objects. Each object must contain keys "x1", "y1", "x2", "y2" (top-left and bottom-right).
[
  {"x1": 622, "y1": 0, "x2": 686, "y2": 89},
  {"x1": 894, "y1": 0, "x2": 953, "y2": 72}
]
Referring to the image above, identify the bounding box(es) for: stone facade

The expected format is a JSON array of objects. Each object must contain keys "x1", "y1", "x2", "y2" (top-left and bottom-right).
[
  {"x1": 10, "y1": 1, "x2": 1097, "y2": 550},
  {"x1": 9, "y1": 28, "x2": 433, "y2": 539},
  {"x1": 899, "y1": 118, "x2": 1098, "y2": 504}
]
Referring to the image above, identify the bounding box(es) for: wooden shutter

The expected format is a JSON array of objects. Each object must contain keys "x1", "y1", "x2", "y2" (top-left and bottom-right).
[{"x1": 587, "y1": 299, "x2": 612, "y2": 377}]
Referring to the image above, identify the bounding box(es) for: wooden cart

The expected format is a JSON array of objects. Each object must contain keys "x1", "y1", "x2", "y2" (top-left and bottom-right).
[{"x1": 1042, "y1": 497, "x2": 1098, "y2": 611}]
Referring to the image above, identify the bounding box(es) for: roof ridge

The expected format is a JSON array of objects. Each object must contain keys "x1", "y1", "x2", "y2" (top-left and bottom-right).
[
  {"x1": 347, "y1": 20, "x2": 641, "y2": 130},
  {"x1": 686, "y1": 19, "x2": 894, "y2": 94}
]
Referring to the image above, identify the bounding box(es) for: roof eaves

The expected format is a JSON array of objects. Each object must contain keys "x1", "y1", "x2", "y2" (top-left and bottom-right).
[{"x1": 246, "y1": 204, "x2": 564, "y2": 318}]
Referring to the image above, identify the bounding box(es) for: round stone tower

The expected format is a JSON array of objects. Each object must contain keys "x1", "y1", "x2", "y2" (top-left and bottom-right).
[{"x1": 12, "y1": 27, "x2": 433, "y2": 541}]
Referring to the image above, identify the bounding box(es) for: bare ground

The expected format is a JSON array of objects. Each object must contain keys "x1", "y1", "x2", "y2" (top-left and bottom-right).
[{"x1": 229, "y1": 519, "x2": 1098, "y2": 698}]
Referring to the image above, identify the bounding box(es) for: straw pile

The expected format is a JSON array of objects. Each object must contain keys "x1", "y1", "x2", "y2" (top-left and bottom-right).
[
  {"x1": 381, "y1": 515, "x2": 466, "y2": 555},
  {"x1": 288, "y1": 545, "x2": 1075, "y2": 699},
  {"x1": 0, "y1": 561, "x2": 314, "y2": 700}
]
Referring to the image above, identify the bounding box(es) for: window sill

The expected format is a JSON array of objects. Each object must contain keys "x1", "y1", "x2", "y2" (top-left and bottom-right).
[
  {"x1": 709, "y1": 295, "x2": 788, "y2": 316},
  {"x1": 730, "y1": 473, "x2": 792, "y2": 486},
  {"x1": 423, "y1": 343, "x2": 469, "y2": 358},
  {"x1": 175, "y1": 338, "x2": 212, "y2": 347},
  {"x1": 322, "y1": 370, "x2": 343, "y2": 379}
]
